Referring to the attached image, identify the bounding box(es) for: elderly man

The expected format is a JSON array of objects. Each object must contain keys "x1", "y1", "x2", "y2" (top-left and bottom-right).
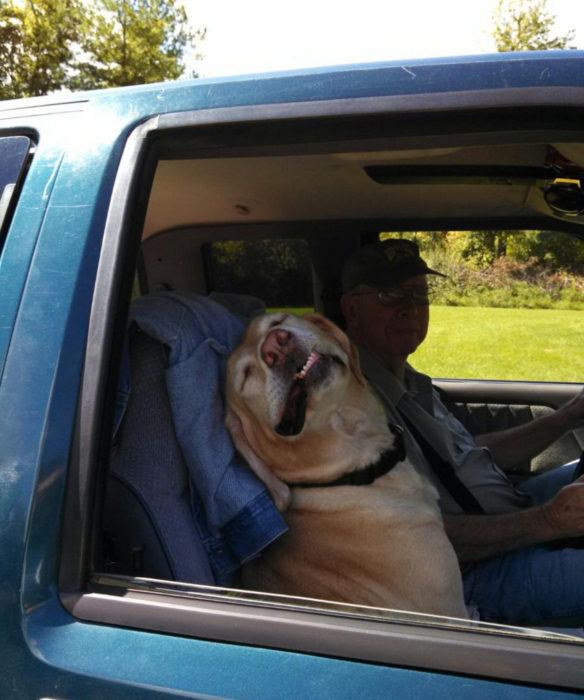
[{"x1": 340, "y1": 238, "x2": 584, "y2": 625}]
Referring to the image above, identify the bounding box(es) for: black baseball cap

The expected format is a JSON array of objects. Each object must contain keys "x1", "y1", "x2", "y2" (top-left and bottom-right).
[{"x1": 341, "y1": 239, "x2": 446, "y2": 293}]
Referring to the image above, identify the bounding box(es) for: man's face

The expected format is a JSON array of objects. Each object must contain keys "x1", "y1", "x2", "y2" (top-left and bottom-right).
[{"x1": 342, "y1": 275, "x2": 430, "y2": 366}]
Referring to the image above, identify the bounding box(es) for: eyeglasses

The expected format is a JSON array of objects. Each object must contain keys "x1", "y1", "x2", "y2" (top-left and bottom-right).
[{"x1": 348, "y1": 286, "x2": 433, "y2": 307}]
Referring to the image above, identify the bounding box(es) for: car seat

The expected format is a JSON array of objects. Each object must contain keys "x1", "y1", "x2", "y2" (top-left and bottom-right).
[{"x1": 101, "y1": 325, "x2": 215, "y2": 584}]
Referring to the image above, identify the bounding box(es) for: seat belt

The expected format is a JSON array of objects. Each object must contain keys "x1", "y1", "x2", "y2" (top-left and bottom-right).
[{"x1": 398, "y1": 411, "x2": 485, "y2": 515}]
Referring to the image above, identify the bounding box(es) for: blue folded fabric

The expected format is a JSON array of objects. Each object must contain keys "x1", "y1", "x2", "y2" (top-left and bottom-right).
[{"x1": 125, "y1": 291, "x2": 287, "y2": 583}]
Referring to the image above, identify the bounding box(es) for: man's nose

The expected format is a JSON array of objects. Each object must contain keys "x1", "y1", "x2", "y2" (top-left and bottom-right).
[{"x1": 261, "y1": 328, "x2": 292, "y2": 367}]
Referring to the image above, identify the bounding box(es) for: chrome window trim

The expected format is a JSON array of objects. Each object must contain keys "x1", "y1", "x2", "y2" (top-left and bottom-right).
[{"x1": 63, "y1": 575, "x2": 584, "y2": 690}]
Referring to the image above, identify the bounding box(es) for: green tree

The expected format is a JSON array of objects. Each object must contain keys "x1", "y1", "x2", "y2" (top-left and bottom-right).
[
  {"x1": 73, "y1": 0, "x2": 203, "y2": 90},
  {"x1": 0, "y1": 2, "x2": 25, "y2": 99},
  {"x1": 446, "y1": 231, "x2": 513, "y2": 268},
  {"x1": 0, "y1": 0, "x2": 203, "y2": 99},
  {"x1": 209, "y1": 239, "x2": 313, "y2": 307},
  {"x1": 492, "y1": 0, "x2": 575, "y2": 52},
  {"x1": 0, "y1": 0, "x2": 85, "y2": 99},
  {"x1": 506, "y1": 231, "x2": 584, "y2": 269}
]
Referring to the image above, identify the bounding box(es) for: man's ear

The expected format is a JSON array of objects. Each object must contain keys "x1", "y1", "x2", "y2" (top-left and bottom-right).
[
  {"x1": 340, "y1": 293, "x2": 359, "y2": 328},
  {"x1": 225, "y1": 406, "x2": 291, "y2": 512}
]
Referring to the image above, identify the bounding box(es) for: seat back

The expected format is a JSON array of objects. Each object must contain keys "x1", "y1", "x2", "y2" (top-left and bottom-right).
[{"x1": 102, "y1": 327, "x2": 215, "y2": 584}]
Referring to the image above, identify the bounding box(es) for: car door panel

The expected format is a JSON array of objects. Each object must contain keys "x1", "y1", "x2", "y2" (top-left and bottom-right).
[{"x1": 436, "y1": 379, "x2": 584, "y2": 474}]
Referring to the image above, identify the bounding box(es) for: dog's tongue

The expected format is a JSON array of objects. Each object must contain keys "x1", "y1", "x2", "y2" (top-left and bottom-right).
[{"x1": 275, "y1": 379, "x2": 308, "y2": 436}]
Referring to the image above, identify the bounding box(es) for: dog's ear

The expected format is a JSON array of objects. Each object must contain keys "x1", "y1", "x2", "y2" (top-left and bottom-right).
[
  {"x1": 302, "y1": 312, "x2": 366, "y2": 386},
  {"x1": 225, "y1": 406, "x2": 291, "y2": 512}
]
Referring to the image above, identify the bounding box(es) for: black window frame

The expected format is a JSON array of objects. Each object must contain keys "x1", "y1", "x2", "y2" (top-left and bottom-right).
[{"x1": 0, "y1": 133, "x2": 35, "y2": 252}]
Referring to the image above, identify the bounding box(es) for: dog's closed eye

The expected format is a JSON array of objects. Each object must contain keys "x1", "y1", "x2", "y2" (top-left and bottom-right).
[
  {"x1": 240, "y1": 364, "x2": 254, "y2": 392},
  {"x1": 268, "y1": 314, "x2": 288, "y2": 328}
]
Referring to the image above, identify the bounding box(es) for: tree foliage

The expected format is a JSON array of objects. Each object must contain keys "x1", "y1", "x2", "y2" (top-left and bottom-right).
[
  {"x1": 73, "y1": 0, "x2": 203, "y2": 90},
  {"x1": 0, "y1": 0, "x2": 203, "y2": 99},
  {"x1": 382, "y1": 231, "x2": 584, "y2": 309},
  {"x1": 0, "y1": 0, "x2": 85, "y2": 99},
  {"x1": 209, "y1": 239, "x2": 313, "y2": 308},
  {"x1": 492, "y1": 0, "x2": 575, "y2": 52},
  {"x1": 385, "y1": 231, "x2": 584, "y2": 273},
  {"x1": 0, "y1": 2, "x2": 24, "y2": 99}
]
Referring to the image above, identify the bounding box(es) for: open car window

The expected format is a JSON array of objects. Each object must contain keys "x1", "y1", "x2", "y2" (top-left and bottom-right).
[
  {"x1": 60, "y1": 93, "x2": 584, "y2": 692},
  {"x1": 384, "y1": 230, "x2": 584, "y2": 383}
]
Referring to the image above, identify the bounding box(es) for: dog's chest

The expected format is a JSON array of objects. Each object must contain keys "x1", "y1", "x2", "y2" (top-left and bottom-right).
[{"x1": 282, "y1": 469, "x2": 444, "y2": 576}]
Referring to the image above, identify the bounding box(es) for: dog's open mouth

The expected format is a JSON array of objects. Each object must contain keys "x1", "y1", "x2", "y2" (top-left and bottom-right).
[{"x1": 275, "y1": 351, "x2": 343, "y2": 436}]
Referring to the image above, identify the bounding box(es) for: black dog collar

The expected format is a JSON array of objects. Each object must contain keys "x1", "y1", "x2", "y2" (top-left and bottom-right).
[{"x1": 288, "y1": 424, "x2": 405, "y2": 488}]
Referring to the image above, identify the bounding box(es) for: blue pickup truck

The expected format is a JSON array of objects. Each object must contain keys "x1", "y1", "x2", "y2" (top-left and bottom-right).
[{"x1": 2, "y1": 51, "x2": 584, "y2": 698}]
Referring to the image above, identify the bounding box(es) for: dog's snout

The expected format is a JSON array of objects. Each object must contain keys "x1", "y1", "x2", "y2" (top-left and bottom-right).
[{"x1": 261, "y1": 328, "x2": 292, "y2": 367}]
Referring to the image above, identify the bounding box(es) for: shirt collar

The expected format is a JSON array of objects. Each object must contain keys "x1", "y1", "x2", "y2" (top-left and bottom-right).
[
  {"x1": 357, "y1": 346, "x2": 406, "y2": 404},
  {"x1": 357, "y1": 346, "x2": 434, "y2": 407}
]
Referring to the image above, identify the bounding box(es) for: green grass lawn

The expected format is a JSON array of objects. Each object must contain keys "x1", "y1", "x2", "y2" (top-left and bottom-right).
[{"x1": 412, "y1": 306, "x2": 584, "y2": 382}]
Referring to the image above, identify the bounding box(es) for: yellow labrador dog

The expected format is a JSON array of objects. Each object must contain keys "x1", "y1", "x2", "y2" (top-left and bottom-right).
[{"x1": 226, "y1": 312, "x2": 467, "y2": 618}]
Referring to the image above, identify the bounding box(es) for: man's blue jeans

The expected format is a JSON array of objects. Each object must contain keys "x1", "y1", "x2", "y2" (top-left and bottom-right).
[{"x1": 462, "y1": 462, "x2": 584, "y2": 625}]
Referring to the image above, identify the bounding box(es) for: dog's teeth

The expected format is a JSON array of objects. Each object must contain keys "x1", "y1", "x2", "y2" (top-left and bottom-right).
[{"x1": 295, "y1": 351, "x2": 320, "y2": 380}]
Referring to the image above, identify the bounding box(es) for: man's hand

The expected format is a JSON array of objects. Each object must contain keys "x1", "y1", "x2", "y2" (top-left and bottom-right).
[
  {"x1": 540, "y1": 476, "x2": 584, "y2": 540},
  {"x1": 444, "y1": 475, "x2": 584, "y2": 562},
  {"x1": 476, "y1": 386, "x2": 584, "y2": 471}
]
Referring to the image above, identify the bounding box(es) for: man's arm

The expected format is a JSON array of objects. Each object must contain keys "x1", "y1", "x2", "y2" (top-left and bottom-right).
[
  {"x1": 444, "y1": 476, "x2": 584, "y2": 561},
  {"x1": 474, "y1": 388, "x2": 584, "y2": 471}
]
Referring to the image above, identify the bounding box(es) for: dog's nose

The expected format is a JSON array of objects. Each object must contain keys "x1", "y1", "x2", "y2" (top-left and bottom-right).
[{"x1": 261, "y1": 328, "x2": 292, "y2": 367}]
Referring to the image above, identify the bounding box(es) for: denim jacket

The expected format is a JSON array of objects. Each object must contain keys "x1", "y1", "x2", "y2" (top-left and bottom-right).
[{"x1": 117, "y1": 291, "x2": 287, "y2": 584}]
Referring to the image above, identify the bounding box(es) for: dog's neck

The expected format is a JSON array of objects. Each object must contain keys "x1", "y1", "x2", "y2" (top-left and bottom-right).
[
  {"x1": 286, "y1": 424, "x2": 405, "y2": 488},
  {"x1": 261, "y1": 399, "x2": 394, "y2": 484}
]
